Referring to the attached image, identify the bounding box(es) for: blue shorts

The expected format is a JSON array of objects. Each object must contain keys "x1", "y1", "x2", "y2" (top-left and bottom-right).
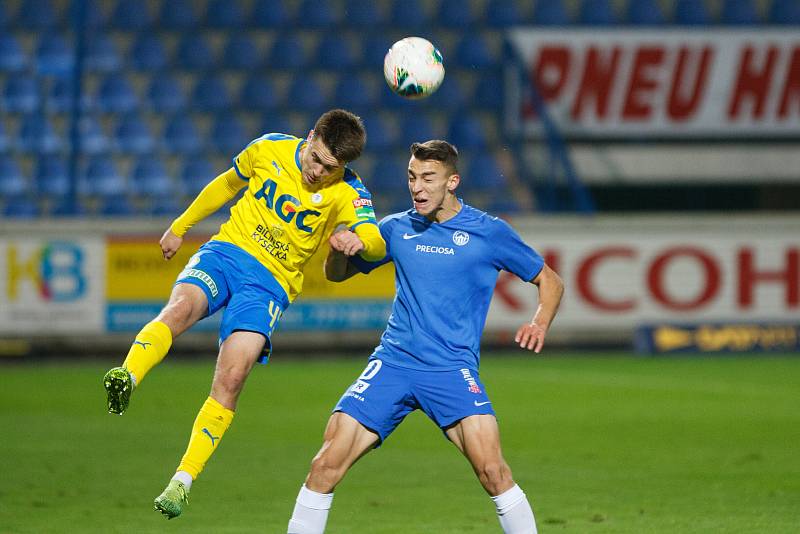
[
  {"x1": 334, "y1": 358, "x2": 496, "y2": 445},
  {"x1": 175, "y1": 240, "x2": 289, "y2": 363}
]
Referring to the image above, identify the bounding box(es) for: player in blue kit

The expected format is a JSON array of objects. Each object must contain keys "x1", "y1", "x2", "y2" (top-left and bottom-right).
[{"x1": 287, "y1": 140, "x2": 564, "y2": 534}]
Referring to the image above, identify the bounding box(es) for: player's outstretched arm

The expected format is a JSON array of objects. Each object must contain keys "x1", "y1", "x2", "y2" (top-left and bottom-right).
[
  {"x1": 515, "y1": 264, "x2": 564, "y2": 353},
  {"x1": 324, "y1": 231, "x2": 362, "y2": 282}
]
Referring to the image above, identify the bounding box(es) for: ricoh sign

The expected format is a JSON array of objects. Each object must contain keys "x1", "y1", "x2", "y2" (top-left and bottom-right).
[
  {"x1": 506, "y1": 29, "x2": 800, "y2": 137},
  {"x1": 486, "y1": 218, "x2": 800, "y2": 332}
]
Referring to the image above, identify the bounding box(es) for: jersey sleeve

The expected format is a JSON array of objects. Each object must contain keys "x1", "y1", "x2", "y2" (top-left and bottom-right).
[
  {"x1": 169, "y1": 168, "x2": 247, "y2": 237},
  {"x1": 491, "y1": 218, "x2": 544, "y2": 282},
  {"x1": 348, "y1": 214, "x2": 396, "y2": 273},
  {"x1": 232, "y1": 140, "x2": 259, "y2": 181}
]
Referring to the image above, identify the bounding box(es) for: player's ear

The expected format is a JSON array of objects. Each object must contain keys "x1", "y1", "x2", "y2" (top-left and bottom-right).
[
  {"x1": 448, "y1": 174, "x2": 460, "y2": 192},
  {"x1": 306, "y1": 129, "x2": 315, "y2": 141}
]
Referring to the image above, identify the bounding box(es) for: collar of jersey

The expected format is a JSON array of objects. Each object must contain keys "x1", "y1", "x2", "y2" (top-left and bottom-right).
[
  {"x1": 410, "y1": 198, "x2": 467, "y2": 226},
  {"x1": 294, "y1": 139, "x2": 306, "y2": 171}
]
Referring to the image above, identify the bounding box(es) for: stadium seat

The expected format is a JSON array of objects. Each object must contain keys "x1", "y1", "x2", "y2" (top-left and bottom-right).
[
  {"x1": 485, "y1": 196, "x2": 520, "y2": 214},
  {"x1": 770, "y1": 0, "x2": 800, "y2": 24},
  {"x1": 532, "y1": 0, "x2": 571, "y2": 25},
  {"x1": 68, "y1": 0, "x2": 106, "y2": 28},
  {"x1": 0, "y1": 157, "x2": 27, "y2": 196},
  {"x1": 111, "y1": 0, "x2": 152, "y2": 29},
  {"x1": 627, "y1": 0, "x2": 667, "y2": 25},
  {"x1": 286, "y1": 75, "x2": 327, "y2": 111},
  {"x1": 397, "y1": 113, "x2": 437, "y2": 148},
  {"x1": 176, "y1": 34, "x2": 217, "y2": 71},
  {"x1": 96, "y1": 75, "x2": 138, "y2": 113},
  {"x1": 222, "y1": 34, "x2": 262, "y2": 70},
  {"x1": 146, "y1": 194, "x2": 182, "y2": 215},
  {"x1": 258, "y1": 113, "x2": 294, "y2": 138},
  {"x1": 180, "y1": 157, "x2": 215, "y2": 196},
  {"x1": 98, "y1": 195, "x2": 136, "y2": 216},
  {"x1": 473, "y1": 73, "x2": 504, "y2": 110},
  {"x1": 18, "y1": 115, "x2": 63, "y2": 153},
  {"x1": 35, "y1": 157, "x2": 70, "y2": 197},
  {"x1": 389, "y1": 0, "x2": 430, "y2": 28},
  {"x1": 0, "y1": 120, "x2": 9, "y2": 152},
  {"x1": 2, "y1": 76, "x2": 39, "y2": 114},
  {"x1": 210, "y1": 115, "x2": 248, "y2": 154},
  {"x1": 44, "y1": 78, "x2": 79, "y2": 113},
  {"x1": 163, "y1": 115, "x2": 203, "y2": 153},
  {"x1": 268, "y1": 34, "x2": 308, "y2": 68},
  {"x1": 0, "y1": 2, "x2": 9, "y2": 28},
  {"x1": 131, "y1": 157, "x2": 174, "y2": 196},
  {"x1": 486, "y1": 0, "x2": 525, "y2": 27},
  {"x1": 205, "y1": 0, "x2": 245, "y2": 28},
  {"x1": 36, "y1": 34, "x2": 75, "y2": 76},
  {"x1": 674, "y1": 0, "x2": 712, "y2": 25},
  {"x1": 344, "y1": 0, "x2": 385, "y2": 26},
  {"x1": 468, "y1": 154, "x2": 507, "y2": 189},
  {"x1": 579, "y1": 0, "x2": 618, "y2": 25},
  {"x1": 0, "y1": 35, "x2": 27, "y2": 73},
  {"x1": 316, "y1": 34, "x2": 356, "y2": 69},
  {"x1": 362, "y1": 34, "x2": 394, "y2": 68},
  {"x1": 115, "y1": 114, "x2": 155, "y2": 154},
  {"x1": 18, "y1": 0, "x2": 59, "y2": 28},
  {"x1": 448, "y1": 114, "x2": 488, "y2": 150},
  {"x1": 425, "y1": 76, "x2": 468, "y2": 111},
  {"x1": 251, "y1": 0, "x2": 292, "y2": 27},
  {"x1": 438, "y1": 0, "x2": 477, "y2": 28},
  {"x1": 79, "y1": 115, "x2": 111, "y2": 154},
  {"x1": 84, "y1": 33, "x2": 122, "y2": 72},
  {"x1": 721, "y1": 0, "x2": 760, "y2": 24},
  {"x1": 192, "y1": 76, "x2": 231, "y2": 112},
  {"x1": 159, "y1": 0, "x2": 198, "y2": 29},
  {"x1": 129, "y1": 34, "x2": 168, "y2": 71},
  {"x1": 80, "y1": 156, "x2": 126, "y2": 197},
  {"x1": 333, "y1": 74, "x2": 378, "y2": 112},
  {"x1": 361, "y1": 115, "x2": 396, "y2": 152},
  {"x1": 297, "y1": 0, "x2": 339, "y2": 28},
  {"x1": 370, "y1": 154, "x2": 409, "y2": 192},
  {"x1": 453, "y1": 34, "x2": 497, "y2": 69},
  {"x1": 3, "y1": 195, "x2": 40, "y2": 217},
  {"x1": 147, "y1": 75, "x2": 186, "y2": 113},
  {"x1": 239, "y1": 75, "x2": 279, "y2": 111}
]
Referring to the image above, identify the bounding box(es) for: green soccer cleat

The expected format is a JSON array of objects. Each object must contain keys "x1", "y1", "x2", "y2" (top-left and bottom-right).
[
  {"x1": 103, "y1": 367, "x2": 133, "y2": 415},
  {"x1": 154, "y1": 480, "x2": 189, "y2": 519}
]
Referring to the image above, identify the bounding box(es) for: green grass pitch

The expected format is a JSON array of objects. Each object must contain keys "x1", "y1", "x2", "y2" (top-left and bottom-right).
[{"x1": 1, "y1": 352, "x2": 798, "y2": 533}]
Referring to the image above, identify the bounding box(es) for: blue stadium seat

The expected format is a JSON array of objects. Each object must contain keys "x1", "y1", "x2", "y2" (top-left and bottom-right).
[
  {"x1": 721, "y1": 0, "x2": 760, "y2": 24},
  {"x1": 467, "y1": 154, "x2": 507, "y2": 189},
  {"x1": 362, "y1": 34, "x2": 394, "y2": 68},
  {"x1": 115, "y1": 114, "x2": 155, "y2": 154},
  {"x1": 286, "y1": 75, "x2": 326, "y2": 111},
  {"x1": 68, "y1": 0, "x2": 106, "y2": 28},
  {"x1": 0, "y1": 35, "x2": 27, "y2": 73},
  {"x1": 192, "y1": 76, "x2": 231, "y2": 112},
  {"x1": 344, "y1": 0, "x2": 385, "y2": 26},
  {"x1": 453, "y1": 34, "x2": 496, "y2": 69},
  {"x1": 438, "y1": 0, "x2": 477, "y2": 28},
  {"x1": 770, "y1": 0, "x2": 800, "y2": 23},
  {"x1": 0, "y1": 120, "x2": 9, "y2": 152},
  {"x1": 79, "y1": 115, "x2": 110, "y2": 154},
  {"x1": 176, "y1": 34, "x2": 216, "y2": 70},
  {"x1": 98, "y1": 195, "x2": 136, "y2": 216},
  {"x1": 36, "y1": 34, "x2": 75, "y2": 76},
  {"x1": 258, "y1": 113, "x2": 294, "y2": 138},
  {"x1": 390, "y1": 0, "x2": 430, "y2": 28},
  {"x1": 147, "y1": 75, "x2": 186, "y2": 113},
  {"x1": 448, "y1": 114, "x2": 487, "y2": 150},
  {"x1": 19, "y1": 115, "x2": 63, "y2": 153},
  {"x1": 3, "y1": 76, "x2": 39, "y2": 113},
  {"x1": 485, "y1": 197, "x2": 520, "y2": 214},
  {"x1": 146, "y1": 194, "x2": 182, "y2": 215},
  {"x1": 35, "y1": 157, "x2": 70, "y2": 197},
  {"x1": 44, "y1": 78, "x2": 81, "y2": 113},
  {"x1": 370, "y1": 154, "x2": 409, "y2": 193},
  {"x1": 397, "y1": 113, "x2": 437, "y2": 147},
  {"x1": 674, "y1": 0, "x2": 712, "y2": 25},
  {"x1": 18, "y1": 0, "x2": 59, "y2": 28},
  {"x1": 486, "y1": 0, "x2": 524, "y2": 27},
  {"x1": 131, "y1": 157, "x2": 174, "y2": 196},
  {"x1": 80, "y1": 156, "x2": 126, "y2": 197},
  {"x1": 180, "y1": 157, "x2": 215, "y2": 196},
  {"x1": 96, "y1": 75, "x2": 138, "y2": 113},
  {"x1": 129, "y1": 34, "x2": 168, "y2": 71},
  {"x1": 0, "y1": 157, "x2": 27, "y2": 196},
  {"x1": 579, "y1": 0, "x2": 618, "y2": 25},
  {"x1": 222, "y1": 34, "x2": 262, "y2": 70},
  {"x1": 0, "y1": 2, "x2": 10, "y2": 28},
  {"x1": 211, "y1": 115, "x2": 248, "y2": 154},
  {"x1": 205, "y1": 0, "x2": 245, "y2": 28},
  {"x1": 240, "y1": 75, "x2": 279, "y2": 111},
  {"x1": 316, "y1": 35, "x2": 356, "y2": 69},
  {"x1": 532, "y1": 0, "x2": 571, "y2": 25},
  {"x1": 84, "y1": 33, "x2": 122, "y2": 72},
  {"x1": 111, "y1": 0, "x2": 152, "y2": 29},
  {"x1": 163, "y1": 115, "x2": 203, "y2": 153},
  {"x1": 159, "y1": 0, "x2": 199, "y2": 29},
  {"x1": 298, "y1": 0, "x2": 339, "y2": 28},
  {"x1": 362, "y1": 116, "x2": 396, "y2": 152},
  {"x1": 473, "y1": 73, "x2": 504, "y2": 110},
  {"x1": 426, "y1": 77, "x2": 468, "y2": 111},
  {"x1": 251, "y1": 0, "x2": 292, "y2": 27},
  {"x1": 3, "y1": 196, "x2": 40, "y2": 218},
  {"x1": 333, "y1": 75, "x2": 378, "y2": 112},
  {"x1": 268, "y1": 34, "x2": 308, "y2": 68},
  {"x1": 627, "y1": 0, "x2": 667, "y2": 25}
]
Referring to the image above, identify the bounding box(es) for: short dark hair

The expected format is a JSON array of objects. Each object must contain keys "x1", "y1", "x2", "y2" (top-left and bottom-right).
[
  {"x1": 313, "y1": 109, "x2": 366, "y2": 163},
  {"x1": 410, "y1": 140, "x2": 459, "y2": 173}
]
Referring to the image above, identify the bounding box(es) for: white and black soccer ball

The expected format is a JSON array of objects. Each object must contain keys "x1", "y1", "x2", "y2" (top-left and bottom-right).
[{"x1": 383, "y1": 37, "x2": 445, "y2": 99}]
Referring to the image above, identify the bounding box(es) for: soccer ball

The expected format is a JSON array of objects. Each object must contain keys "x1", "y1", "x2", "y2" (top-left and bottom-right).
[{"x1": 383, "y1": 37, "x2": 445, "y2": 99}]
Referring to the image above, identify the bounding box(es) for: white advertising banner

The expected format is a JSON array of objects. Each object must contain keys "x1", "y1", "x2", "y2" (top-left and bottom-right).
[
  {"x1": 486, "y1": 218, "x2": 800, "y2": 332},
  {"x1": 0, "y1": 238, "x2": 105, "y2": 333},
  {"x1": 506, "y1": 29, "x2": 800, "y2": 137}
]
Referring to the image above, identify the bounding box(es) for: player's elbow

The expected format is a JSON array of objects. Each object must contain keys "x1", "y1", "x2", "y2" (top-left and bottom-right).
[{"x1": 535, "y1": 265, "x2": 564, "y2": 300}]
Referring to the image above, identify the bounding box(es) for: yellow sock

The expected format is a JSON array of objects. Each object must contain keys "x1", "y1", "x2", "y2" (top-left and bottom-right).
[
  {"x1": 177, "y1": 396, "x2": 235, "y2": 479},
  {"x1": 122, "y1": 320, "x2": 172, "y2": 385}
]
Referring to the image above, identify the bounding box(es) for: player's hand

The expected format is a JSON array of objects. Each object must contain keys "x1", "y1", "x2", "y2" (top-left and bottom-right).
[
  {"x1": 515, "y1": 321, "x2": 547, "y2": 353},
  {"x1": 329, "y1": 230, "x2": 365, "y2": 257},
  {"x1": 160, "y1": 228, "x2": 183, "y2": 260}
]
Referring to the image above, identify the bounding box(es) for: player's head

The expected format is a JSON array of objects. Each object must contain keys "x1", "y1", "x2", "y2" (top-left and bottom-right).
[
  {"x1": 301, "y1": 109, "x2": 366, "y2": 186},
  {"x1": 408, "y1": 140, "x2": 461, "y2": 220}
]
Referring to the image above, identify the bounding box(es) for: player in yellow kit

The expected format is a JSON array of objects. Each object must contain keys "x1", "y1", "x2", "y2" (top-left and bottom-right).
[{"x1": 101, "y1": 109, "x2": 385, "y2": 519}]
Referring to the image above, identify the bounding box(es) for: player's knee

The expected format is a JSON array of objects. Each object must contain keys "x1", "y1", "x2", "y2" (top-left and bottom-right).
[
  {"x1": 478, "y1": 461, "x2": 512, "y2": 493},
  {"x1": 159, "y1": 296, "x2": 197, "y2": 332},
  {"x1": 308, "y1": 452, "x2": 346, "y2": 490}
]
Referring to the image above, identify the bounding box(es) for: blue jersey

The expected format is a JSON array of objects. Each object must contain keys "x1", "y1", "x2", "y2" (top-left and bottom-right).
[{"x1": 353, "y1": 202, "x2": 544, "y2": 371}]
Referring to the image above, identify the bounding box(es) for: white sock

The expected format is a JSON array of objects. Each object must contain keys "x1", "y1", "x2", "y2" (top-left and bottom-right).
[
  {"x1": 171, "y1": 470, "x2": 193, "y2": 490},
  {"x1": 287, "y1": 484, "x2": 334, "y2": 534},
  {"x1": 491, "y1": 484, "x2": 537, "y2": 534}
]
